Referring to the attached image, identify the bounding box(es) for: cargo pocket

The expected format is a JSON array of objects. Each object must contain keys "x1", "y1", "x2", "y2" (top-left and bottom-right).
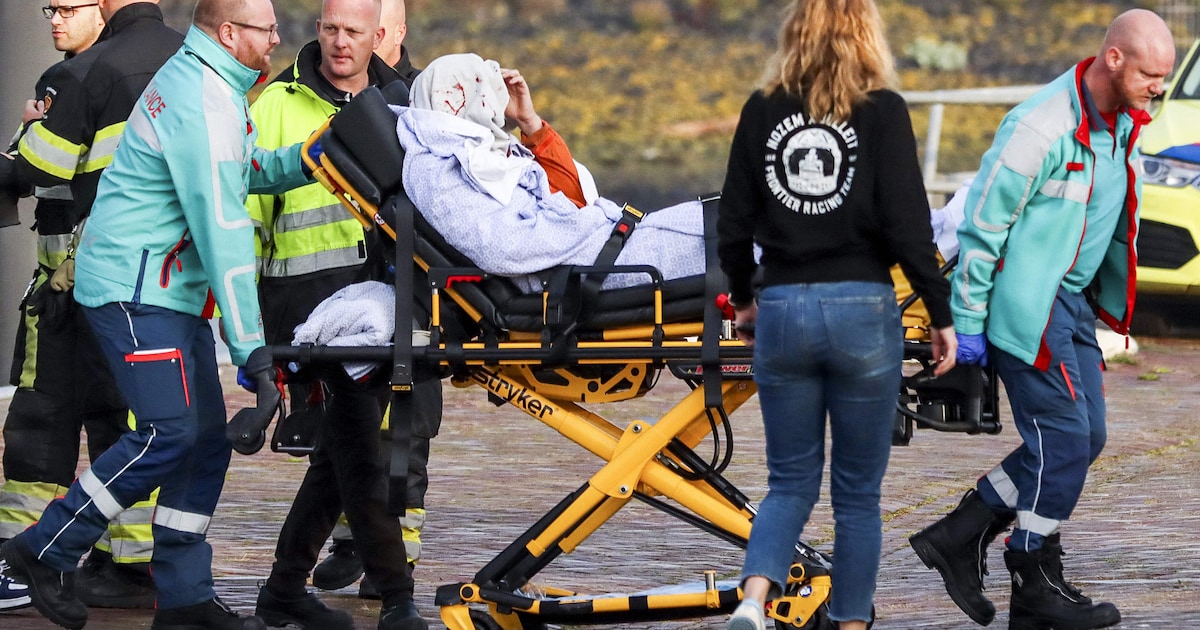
[{"x1": 124, "y1": 348, "x2": 190, "y2": 423}]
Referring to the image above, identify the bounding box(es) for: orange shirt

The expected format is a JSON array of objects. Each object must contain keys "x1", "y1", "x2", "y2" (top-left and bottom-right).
[{"x1": 520, "y1": 121, "x2": 587, "y2": 208}]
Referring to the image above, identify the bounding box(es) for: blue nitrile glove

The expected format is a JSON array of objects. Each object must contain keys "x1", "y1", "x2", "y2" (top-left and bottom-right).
[
  {"x1": 237, "y1": 365, "x2": 258, "y2": 392},
  {"x1": 956, "y1": 332, "x2": 989, "y2": 366}
]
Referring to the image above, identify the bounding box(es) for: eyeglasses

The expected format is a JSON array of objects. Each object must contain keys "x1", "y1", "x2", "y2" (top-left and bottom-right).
[
  {"x1": 230, "y1": 21, "x2": 278, "y2": 39},
  {"x1": 42, "y1": 3, "x2": 99, "y2": 19}
]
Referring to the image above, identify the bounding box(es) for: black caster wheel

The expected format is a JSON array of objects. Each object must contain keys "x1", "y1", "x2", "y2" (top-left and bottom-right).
[
  {"x1": 231, "y1": 430, "x2": 265, "y2": 455},
  {"x1": 467, "y1": 609, "x2": 501, "y2": 630}
]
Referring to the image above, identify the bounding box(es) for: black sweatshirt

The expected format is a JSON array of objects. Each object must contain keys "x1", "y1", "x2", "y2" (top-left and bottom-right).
[{"x1": 717, "y1": 88, "x2": 952, "y2": 328}]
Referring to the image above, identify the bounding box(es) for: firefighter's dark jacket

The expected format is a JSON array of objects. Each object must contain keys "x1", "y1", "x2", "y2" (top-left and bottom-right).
[{"x1": 15, "y1": 2, "x2": 183, "y2": 224}]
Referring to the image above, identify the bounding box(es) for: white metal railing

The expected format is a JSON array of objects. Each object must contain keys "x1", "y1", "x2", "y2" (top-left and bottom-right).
[{"x1": 902, "y1": 85, "x2": 1042, "y2": 197}]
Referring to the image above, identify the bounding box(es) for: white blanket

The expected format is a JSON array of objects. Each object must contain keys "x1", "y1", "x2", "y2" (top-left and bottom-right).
[
  {"x1": 394, "y1": 106, "x2": 707, "y2": 292},
  {"x1": 292, "y1": 281, "x2": 395, "y2": 379}
]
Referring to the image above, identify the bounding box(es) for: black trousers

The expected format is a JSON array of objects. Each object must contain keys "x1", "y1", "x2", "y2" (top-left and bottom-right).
[
  {"x1": 266, "y1": 367, "x2": 414, "y2": 605},
  {"x1": 6, "y1": 270, "x2": 128, "y2": 485}
]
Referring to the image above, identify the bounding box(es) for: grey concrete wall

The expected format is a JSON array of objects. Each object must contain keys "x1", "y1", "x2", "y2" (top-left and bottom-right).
[{"x1": 1, "y1": 4, "x2": 59, "y2": 374}]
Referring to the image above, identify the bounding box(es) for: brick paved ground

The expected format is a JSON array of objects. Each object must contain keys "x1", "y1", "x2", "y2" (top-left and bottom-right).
[{"x1": 2, "y1": 337, "x2": 1198, "y2": 629}]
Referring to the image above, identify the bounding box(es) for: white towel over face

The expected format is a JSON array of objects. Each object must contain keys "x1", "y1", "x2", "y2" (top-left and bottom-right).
[
  {"x1": 409, "y1": 53, "x2": 533, "y2": 204},
  {"x1": 410, "y1": 53, "x2": 510, "y2": 150}
]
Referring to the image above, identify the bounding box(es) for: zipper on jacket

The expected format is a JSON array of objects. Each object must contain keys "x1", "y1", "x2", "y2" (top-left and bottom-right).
[{"x1": 160, "y1": 232, "x2": 192, "y2": 288}]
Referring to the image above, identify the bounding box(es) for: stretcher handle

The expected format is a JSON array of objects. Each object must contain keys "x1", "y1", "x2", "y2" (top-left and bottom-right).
[{"x1": 226, "y1": 346, "x2": 286, "y2": 455}]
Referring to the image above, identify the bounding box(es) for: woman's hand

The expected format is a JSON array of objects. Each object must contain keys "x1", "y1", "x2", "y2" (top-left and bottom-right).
[
  {"x1": 734, "y1": 302, "x2": 758, "y2": 348},
  {"x1": 929, "y1": 325, "x2": 958, "y2": 377}
]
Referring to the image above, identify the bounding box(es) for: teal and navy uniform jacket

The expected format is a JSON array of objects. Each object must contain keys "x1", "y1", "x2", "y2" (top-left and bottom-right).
[
  {"x1": 13, "y1": 26, "x2": 311, "y2": 613},
  {"x1": 951, "y1": 57, "x2": 1150, "y2": 370}
]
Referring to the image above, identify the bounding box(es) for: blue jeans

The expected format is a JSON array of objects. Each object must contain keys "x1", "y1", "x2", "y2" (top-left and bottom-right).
[
  {"x1": 19, "y1": 302, "x2": 230, "y2": 609},
  {"x1": 977, "y1": 288, "x2": 1106, "y2": 552},
  {"x1": 741, "y1": 281, "x2": 902, "y2": 623}
]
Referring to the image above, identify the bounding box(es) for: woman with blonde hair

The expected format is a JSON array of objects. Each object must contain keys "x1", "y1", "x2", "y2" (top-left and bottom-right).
[{"x1": 718, "y1": 1, "x2": 956, "y2": 629}]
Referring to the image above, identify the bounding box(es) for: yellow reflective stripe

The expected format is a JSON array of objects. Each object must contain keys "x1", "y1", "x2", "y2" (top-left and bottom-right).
[
  {"x1": 19, "y1": 121, "x2": 83, "y2": 180},
  {"x1": 38, "y1": 234, "x2": 74, "y2": 269},
  {"x1": 0, "y1": 480, "x2": 68, "y2": 538},
  {"x1": 105, "y1": 505, "x2": 156, "y2": 563},
  {"x1": 275, "y1": 203, "x2": 350, "y2": 232},
  {"x1": 95, "y1": 489, "x2": 157, "y2": 562},
  {"x1": 402, "y1": 508, "x2": 426, "y2": 562},
  {"x1": 17, "y1": 272, "x2": 50, "y2": 388},
  {"x1": 100, "y1": 537, "x2": 154, "y2": 564},
  {"x1": 80, "y1": 122, "x2": 125, "y2": 173}
]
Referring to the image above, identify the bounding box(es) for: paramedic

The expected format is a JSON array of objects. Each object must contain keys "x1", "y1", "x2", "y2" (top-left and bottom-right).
[
  {"x1": 908, "y1": 9, "x2": 1174, "y2": 630},
  {"x1": 0, "y1": 0, "x2": 311, "y2": 627},
  {"x1": 0, "y1": 0, "x2": 183, "y2": 610}
]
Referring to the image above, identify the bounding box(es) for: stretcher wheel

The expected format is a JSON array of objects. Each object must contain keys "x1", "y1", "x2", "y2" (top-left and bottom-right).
[
  {"x1": 232, "y1": 430, "x2": 266, "y2": 456},
  {"x1": 467, "y1": 609, "x2": 501, "y2": 630}
]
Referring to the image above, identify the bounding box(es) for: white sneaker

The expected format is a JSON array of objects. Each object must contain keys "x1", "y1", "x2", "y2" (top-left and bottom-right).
[
  {"x1": 727, "y1": 599, "x2": 765, "y2": 630},
  {"x1": 0, "y1": 559, "x2": 32, "y2": 611}
]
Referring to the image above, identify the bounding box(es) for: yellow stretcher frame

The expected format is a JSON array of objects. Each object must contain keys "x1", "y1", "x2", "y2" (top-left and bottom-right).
[
  {"x1": 222, "y1": 88, "x2": 996, "y2": 629},
  {"x1": 285, "y1": 110, "x2": 845, "y2": 629}
]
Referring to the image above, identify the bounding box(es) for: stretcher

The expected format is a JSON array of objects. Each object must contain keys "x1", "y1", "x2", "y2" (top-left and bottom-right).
[{"x1": 227, "y1": 86, "x2": 1001, "y2": 629}]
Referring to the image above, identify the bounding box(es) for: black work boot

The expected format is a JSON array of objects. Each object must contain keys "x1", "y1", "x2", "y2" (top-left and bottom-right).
[
  {"x1": 1042, "y1": 534, "x2": 1092, "y2": 605},
  {"x1": 1005, "y1": 547, "x2": 1120, "y2": 630},
  {"x1": 909, "y1": 489, "x2": 1014, "y2": 625},
  {"x1": 76, "y1": 547, "x2": 157, "y2": 609},
  {"x1": 151, "y1": 596, "x2": 268, "y2": 630},
  {"x1": 312, "y1": 539, "x2": 363, "y2": 591},
  {"x1": 255, "y1": 584, "x2": 354, "y2": 630},
  {"x1": 359, "y1": 574, "x2": 380, "y2": 599},
  {"x1": 378, "y1": 597, "x2": 428, "y2": 630},
  {"x1": 0, "y1": 537, "x2": 87, "y2": 629}
]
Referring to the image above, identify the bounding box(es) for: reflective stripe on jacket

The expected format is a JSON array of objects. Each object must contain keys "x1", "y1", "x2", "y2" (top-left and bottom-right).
[{"x1": 246, "y1": 41, "x2": 404, "y2": 279}]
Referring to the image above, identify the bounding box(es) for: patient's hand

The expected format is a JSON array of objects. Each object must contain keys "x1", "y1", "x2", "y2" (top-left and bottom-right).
[{"x1": 501, "y1": 68, "x2": 543, "y2": 136}]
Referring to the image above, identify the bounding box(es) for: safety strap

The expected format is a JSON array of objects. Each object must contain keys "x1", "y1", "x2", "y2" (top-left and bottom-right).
[
  {"x1": 699, "y1": 193, "x2": 724, "y2": 409},
  {"x1": 540, "y1": 204, "x2": 646, "y2": 358},
  {"x1": 387, "y1": 189, "x2": 417, "y2": 517},
  {"x1": 580, "y1": 203, "x2": 645, "y2": 305}
]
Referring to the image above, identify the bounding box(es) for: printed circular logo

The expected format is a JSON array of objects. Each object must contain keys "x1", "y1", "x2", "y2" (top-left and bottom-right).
[{"x1": 766, "y1": 114, "x2": 858, "y2": 215}]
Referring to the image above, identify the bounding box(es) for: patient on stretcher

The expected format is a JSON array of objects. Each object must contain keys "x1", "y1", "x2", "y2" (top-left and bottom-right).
[{"x1": 397, "y1": 53, "x2": 709, "y2": 292}]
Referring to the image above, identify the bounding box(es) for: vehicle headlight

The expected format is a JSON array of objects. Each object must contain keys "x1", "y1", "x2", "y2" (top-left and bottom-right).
[{"x1": 1141, "y1": 154, "x2": 1200, "y2": 188}]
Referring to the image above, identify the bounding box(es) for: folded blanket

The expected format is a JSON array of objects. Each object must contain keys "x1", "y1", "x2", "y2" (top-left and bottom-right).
[{"x1": 292, "y1": 281, "x2": 395, "y2": 379}]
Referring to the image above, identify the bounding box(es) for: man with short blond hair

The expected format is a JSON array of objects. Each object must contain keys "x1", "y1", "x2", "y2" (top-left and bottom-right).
[{"x1": 247, "y1": 2, "x2": 429, "y2": 628}]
